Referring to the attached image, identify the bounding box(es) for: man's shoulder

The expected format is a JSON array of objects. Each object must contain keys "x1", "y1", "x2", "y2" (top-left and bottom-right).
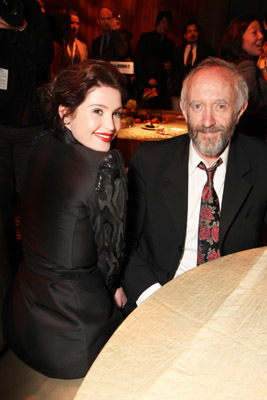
[
  {"x1": 231, "y1": 132, "x2": 267, "y2": 160},
  {"x1": 135, "y1": 134, "x2": 189, "y2": 159},
  {"x1": 176, "y1": 44, "x2": 186, "y2": 57},
  {"x1": 92, "y1": 35, "x2": 102, "y2": 44},
  {"x1": 176, "y1": 43, "x2": 186, "y2": 51},
  {"x1": 138, "y1": 31, "x2": 156, "y2": 41},
  {"x1": 164, "y1": 36, "x2": 175, "y2": 47}
]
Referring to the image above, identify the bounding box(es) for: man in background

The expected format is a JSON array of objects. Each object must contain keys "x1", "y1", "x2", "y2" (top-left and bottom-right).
[
  {"x1": 91, "y1": 6, "x2": 128, "y2": 61},
  {"x1": 0, "y1": 0, "x2": 54, "y2": 273},
  {"x1": 134, "y1": 10, "x2": 175, "y2": 109},
  {"x1": 175, "y1": 20, "x2": 214, "y2": 95}
]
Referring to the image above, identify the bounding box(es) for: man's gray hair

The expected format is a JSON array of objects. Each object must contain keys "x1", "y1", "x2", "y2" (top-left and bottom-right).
[{"x1": 180, "y1": 57, "x2": 248, "y2": 114}]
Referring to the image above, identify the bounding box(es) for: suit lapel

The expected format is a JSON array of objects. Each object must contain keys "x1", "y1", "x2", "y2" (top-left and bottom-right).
[
  {"x1": 162, "y1": 137, "x2": 189, "y2": 239},
  {"x1": 219, "y1": 135, "x2": 252, "y2": 246}
]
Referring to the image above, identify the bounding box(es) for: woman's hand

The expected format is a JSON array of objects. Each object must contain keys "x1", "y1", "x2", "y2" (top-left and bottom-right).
[{"x1": 114, "y1": 287, "x2": 127, "y2": 308}]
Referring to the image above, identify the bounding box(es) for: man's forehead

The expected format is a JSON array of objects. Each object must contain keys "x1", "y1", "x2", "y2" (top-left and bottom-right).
[
  {"x1": 191, "y1": 67, "x2": 233, "y2": 84},
  {"x1": 70, "y1": 15, "x2": 79, "y2": 22},
  {"x1": 186, "y1": 24, "x2": 198, "y2": 32},
  {"x1": 99, "y1": 8, "x2": 112, "y2": 18},
  {"x1": 187, "y1": 67, "x2": 235, "y2": 99}
]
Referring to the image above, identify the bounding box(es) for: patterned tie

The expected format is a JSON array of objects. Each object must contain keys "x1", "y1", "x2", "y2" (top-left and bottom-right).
[
  {"x1": 197, "y1": 158, "x2": 223, "y2": 265},
  {"x1": 186, "y1": 45, "x2": 193, "y2": 67}
]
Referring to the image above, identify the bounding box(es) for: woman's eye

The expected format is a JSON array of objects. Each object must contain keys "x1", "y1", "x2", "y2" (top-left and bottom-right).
[
  {"x1": 114, "y1": 111, "x2": 122, "y2": 118},
  {"x1": 93, "y1": 109, "x2": 103, "y2": 115}
]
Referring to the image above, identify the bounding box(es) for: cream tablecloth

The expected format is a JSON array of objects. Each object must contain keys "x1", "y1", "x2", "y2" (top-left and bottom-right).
[
  {"x1": 75, "y1": 246, "x2": 267, "y2": 400},
  {"x1": 118, "y1": 111, "x2": 188, "y2": 141},
  {"x1": 117, "y1": 111, "x2": 188, "y2": 165}
]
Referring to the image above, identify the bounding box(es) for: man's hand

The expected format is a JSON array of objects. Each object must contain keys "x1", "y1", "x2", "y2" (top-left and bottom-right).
[
  {"x1": 114, "y1": 287, "x2": 128, "y2": 308},
  {"x1": 148, "y1": 78, "x2": 158, "y2": 86},
  {"x1": 108, "y1": 17, "x2": 121, "y2": 31}
]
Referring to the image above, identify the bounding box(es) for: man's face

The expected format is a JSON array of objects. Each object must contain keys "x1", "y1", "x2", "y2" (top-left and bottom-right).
[
  {"x1": 98, "y1": 8, "x2": 113, "y2": 32},
  {"x1": 70, "y1": 14, "x2": 80, "y2": 38},
  {"x1": 184, "y1": 24, "x2": 199, "y2": 44},
  {"x1": 181, "y1": 67, "x2": 247, "y2": 161},
  {"x1": 156, "y1": 17, "x2": 170, "y2": 36}
]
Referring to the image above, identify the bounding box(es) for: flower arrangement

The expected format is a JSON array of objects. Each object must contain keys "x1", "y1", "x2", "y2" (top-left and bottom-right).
[
  {"x1": 125, "y1": 99, "x2": 137, "y2": 113},
  {"x1": 139, "y1": 87, "x2": 159, "y2": 109},
  {"x1": 121, "y1": 88, "x2": 160, "y2": 126}
]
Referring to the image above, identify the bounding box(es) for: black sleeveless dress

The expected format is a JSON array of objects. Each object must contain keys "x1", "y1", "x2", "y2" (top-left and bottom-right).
[{"x1": 3, "y1": 128, "x2": 127, "y2": 379}]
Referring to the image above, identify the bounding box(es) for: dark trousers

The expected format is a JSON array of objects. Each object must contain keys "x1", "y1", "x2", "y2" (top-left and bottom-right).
[{"x1": 0, "y1": 123, "x2": 43, "y2": 274}]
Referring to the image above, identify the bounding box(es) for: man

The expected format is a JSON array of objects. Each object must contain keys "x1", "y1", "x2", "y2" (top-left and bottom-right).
[
  {"x1": 91, "y1": 7, "x2": 128, "y2": 61},
  {"x1": 175, "y1": 20, "x2": 214, "y2": 95},
  {"x1": 0, "y1": 0, "x2": 54, "y2": 273},
  {"x1": 134, "y1": 10, "x2": 175, "y2": 109},
  {"x1": 122, "y1": 57, "x2": 267, "y2": 309},
  {"x1": 62, "y1": 10, "x2": 88, "y2": 67}
]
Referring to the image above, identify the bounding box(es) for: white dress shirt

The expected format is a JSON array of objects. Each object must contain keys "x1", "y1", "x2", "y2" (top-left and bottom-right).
[{"x1": 136, "y1": 141, "x2": 230, "y2": 306}]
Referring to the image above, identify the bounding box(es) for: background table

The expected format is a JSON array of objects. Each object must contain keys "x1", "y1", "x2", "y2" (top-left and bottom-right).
[
  {"x1": 75, "y1": 246, "x2": 267, "y2": 400},
  {"x1": 117, "y1": 111, "x2": 188, "y2": 165}
]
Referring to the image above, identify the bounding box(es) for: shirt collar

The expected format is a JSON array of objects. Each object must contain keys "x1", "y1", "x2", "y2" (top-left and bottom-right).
[
  {"x1": 188, "y1": 139, "x2": 230, "y2": 176},
  {"x1": 187, "y1": 43, "x2": 197, "y2": 49}
]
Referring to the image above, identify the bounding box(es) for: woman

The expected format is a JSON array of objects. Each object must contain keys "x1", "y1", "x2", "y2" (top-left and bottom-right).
[
  {"x1": 220, "y1": 15, "x2": 267, "y2": 140},
  {"x1": 257, "y1": 40, "x2": 267, "y2": 82},
  {"x1": 3, "y1": 60, "x2": 128, "y2": 379}
]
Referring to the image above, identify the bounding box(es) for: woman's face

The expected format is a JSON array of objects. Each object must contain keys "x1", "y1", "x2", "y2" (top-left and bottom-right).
[
  {"x1": 242, "y1": 20, "x2": 264, "y2": 57},
  {"x1": 60, "y1": 86, "x2": 122, "y2": 152}
]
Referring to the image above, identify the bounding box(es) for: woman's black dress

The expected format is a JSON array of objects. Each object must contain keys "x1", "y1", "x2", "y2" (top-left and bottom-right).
[{"x1": 3, "y1": 128, "x2": 127, "y2": 379}]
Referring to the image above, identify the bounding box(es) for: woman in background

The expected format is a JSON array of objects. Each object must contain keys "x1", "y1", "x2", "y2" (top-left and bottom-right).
[
  {"x1": 220, "y1": 15, "x2": 267, "y2": 140},
  {"x1": 3, "y1": 60, "x2": 128, "y2": 379}
]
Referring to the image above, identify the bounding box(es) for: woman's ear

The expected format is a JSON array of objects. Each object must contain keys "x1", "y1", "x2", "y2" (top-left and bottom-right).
[{"x1": 58, "y1": 105, "x2": 70, "y2": 125}]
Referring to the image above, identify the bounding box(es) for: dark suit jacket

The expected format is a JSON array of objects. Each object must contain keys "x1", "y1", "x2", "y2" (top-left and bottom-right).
[
  {"x1": 91, "y1": 31, "x2": 128, "y2": 61},
  {"x1": 122, "y1": 133, "x2": 267, "y2": 303},
  {"x1": 175, "y1": 42, "x2": 214, "y2": 94},
  {"x1": 134, "y1": 30, "x2": 175, "y2": 108}
]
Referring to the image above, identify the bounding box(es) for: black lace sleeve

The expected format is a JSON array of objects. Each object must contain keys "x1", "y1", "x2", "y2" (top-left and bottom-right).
[{"x1": 95, "y1": 149, "x2": 128, "y2": 294}]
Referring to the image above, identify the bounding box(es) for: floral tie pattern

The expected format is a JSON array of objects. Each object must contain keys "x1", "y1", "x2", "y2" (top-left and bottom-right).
[{"x1": 197, "y1": 158, "x2": 223, "y2": 265}]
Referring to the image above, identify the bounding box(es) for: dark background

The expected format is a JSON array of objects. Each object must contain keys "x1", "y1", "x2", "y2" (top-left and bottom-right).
[{"x1": 43, "y1": 0, "x2": 266, "y2": 55}]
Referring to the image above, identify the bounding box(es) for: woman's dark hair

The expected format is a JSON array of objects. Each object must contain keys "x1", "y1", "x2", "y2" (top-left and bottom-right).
[
  {"x1": 219, "y1": 15, "x2": 260, "y2": 63},
  {"x1": 155, "y1": 10, "x2": 173, "y2": 28},
  {"x1": 40, "y1": 60, "x2": 128, "y2": 136}
]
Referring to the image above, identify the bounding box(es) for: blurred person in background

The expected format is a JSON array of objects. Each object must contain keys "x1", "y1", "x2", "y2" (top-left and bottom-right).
[
  {"x1": 219, "y1": 15, "x2": 266, "y2": 141},
  {"x1": 257, "y1": 40, "x2": 267, "y2": 82},
  {"x1": 0, "y1": 0, "x2": 54, "y2": 274},
  {"x1": 61, "y1": 9, "x2": 88, "y2": 68},
  {"x1": 175, "y1": 20, "x2": 214, "y2": 96},
  {"x1": 91, "y1": 6, "x2": 128, "y2": 61},
  {"x1": 134, "y1": 10, "x2": 175, "y2": 109}
]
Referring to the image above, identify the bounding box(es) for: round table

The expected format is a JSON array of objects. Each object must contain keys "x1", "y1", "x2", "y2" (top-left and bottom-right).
[
  {"x1": 117, "y1": 111, "x2": 188, "y2": 165},
  {"x1": 74, "y1": 246, "x2": 267, "y2": 400}
]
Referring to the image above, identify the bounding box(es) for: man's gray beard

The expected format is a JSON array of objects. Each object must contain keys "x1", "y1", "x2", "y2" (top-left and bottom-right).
[{"x1": 188, "y1": 119, "x2": 237, "y2": 157}]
